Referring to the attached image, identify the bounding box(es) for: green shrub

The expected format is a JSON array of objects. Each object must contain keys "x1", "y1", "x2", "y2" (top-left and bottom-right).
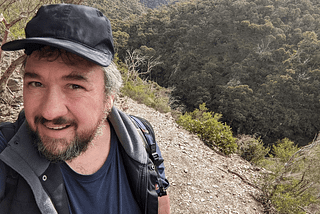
[
  {"x1": 177, "y1": 103, "x2": 237, "y2": 155},
  {"x1": 236, "y1": 135, "x2": 270, "y2": 165},
  {"x1": 115, "y1": 56, "x2": 171, "y2": 113},
  {"x1": 270, "y1": 180, "x2": 317, "y2": 214},
  {"x1": 271, "y1": 138, "x2": 299, "y2": 162},
  {"x1": 121, "y1": 79, "x2": 171, "y2": 113},
  {"x1": 258, "y1": 138, "x2": 320, "y2": 213}
]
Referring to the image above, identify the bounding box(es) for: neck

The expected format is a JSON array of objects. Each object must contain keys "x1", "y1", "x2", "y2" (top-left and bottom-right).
[{"x1": 65, "y1": 120, "x2": 111, "y2": 175}]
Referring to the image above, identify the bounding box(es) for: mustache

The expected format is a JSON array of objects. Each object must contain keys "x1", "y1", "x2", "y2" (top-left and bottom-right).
[{"x1": 34, "y1": 116, "x2": 77, "y2": 127}]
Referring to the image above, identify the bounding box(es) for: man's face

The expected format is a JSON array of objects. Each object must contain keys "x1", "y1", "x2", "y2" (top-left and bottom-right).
[{"x1": 23, "y1": 51, "x2": 112, "y2": 162}]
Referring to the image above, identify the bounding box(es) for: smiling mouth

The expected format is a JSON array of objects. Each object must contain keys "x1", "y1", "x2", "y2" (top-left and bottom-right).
[
  {"x1": 45, "y1": 124, "x2": 71, "y2": 130},
  {"x1": 35, "y1": 116, "x2": 76, "y2": 131}
]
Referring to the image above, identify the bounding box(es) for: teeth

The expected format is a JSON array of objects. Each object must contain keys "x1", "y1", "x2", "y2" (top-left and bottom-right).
[
  {"x1": 51, "y1": 126, "x2": 66, "y2": 130},
  {"x1": 46, "y1": 125, "x2": 68, "y2": 130}
]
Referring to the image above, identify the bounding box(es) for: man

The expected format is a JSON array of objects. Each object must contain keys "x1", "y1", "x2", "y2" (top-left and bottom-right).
[{"x1": 0, "y1": 4, "x2": 170, "y2": 214}]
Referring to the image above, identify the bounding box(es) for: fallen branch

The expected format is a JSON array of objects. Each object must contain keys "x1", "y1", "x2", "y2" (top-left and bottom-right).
[
  {"x1": 216, "y1": 166, "x2": 228, "y2": 174},
  {"x1": 228, "y1": 169, "x2": 261, "y2": 190}
]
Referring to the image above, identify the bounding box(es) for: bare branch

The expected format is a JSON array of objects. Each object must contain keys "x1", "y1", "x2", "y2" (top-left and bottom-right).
[
  {"x1": 125, "y1": 49, "x2": 162, "y2": 82},
  {"x1": 141, "y1": 55, "x2": 162, "y2": 75},
  {"x1": 0, "y1": 54, "x2": 26, "y2": 93},
  {"x1": 125, "y1": 49, "x2": 147, "y2": 81},
  {"x1": 228, "y1": 169, "x2": 261, "y2": 190},
  {"x1": 1, "y1": 0, "x2": 17, "y2": 12}
]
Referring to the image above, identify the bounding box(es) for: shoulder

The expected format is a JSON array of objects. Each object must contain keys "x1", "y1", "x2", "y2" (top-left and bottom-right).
[
  {"x1": 0, "y1": 110, "x2": 26, "y2": 150},
  {"x1": 0, "y1": 125, "x2": 9, "y2": 200},
  {"x1": 108, "y1": 106, "x2": 150, "y2": 163}
]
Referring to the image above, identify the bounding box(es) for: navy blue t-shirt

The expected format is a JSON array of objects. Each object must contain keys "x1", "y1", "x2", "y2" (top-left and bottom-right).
[{"x1": 60, "y1": 126, "x2": 141, "y2": 214}]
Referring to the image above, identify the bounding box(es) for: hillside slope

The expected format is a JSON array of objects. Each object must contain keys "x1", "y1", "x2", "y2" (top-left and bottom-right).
[
  {"x1": 116, "y1": 97, "x2": 264, "y2": 213},
  {"x1": 0, "y1": 69, "x2": 265, "y2": 213}
]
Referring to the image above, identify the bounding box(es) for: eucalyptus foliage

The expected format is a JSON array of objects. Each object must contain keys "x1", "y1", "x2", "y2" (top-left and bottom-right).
[{"x1": 114, "y1": 0, "x2": 320, "y2": 146}]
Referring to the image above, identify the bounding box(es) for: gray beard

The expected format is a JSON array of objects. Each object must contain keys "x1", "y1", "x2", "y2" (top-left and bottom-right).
[{"x1": 26, "y1": 114, "x2": 108, "y2": 163}]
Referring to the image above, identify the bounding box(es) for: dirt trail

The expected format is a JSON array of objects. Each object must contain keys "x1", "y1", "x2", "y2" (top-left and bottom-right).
[
  {"x1": 116, "y1": 97, "x2": 264, "y2": 213},
  {"x1": 0, "y1": 70, "x2": 265, "y2": 213}
]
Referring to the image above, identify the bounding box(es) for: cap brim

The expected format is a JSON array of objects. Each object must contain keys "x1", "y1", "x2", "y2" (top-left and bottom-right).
[{"x1": 2, "y1": 37, "x2": 113, "y2": 67}]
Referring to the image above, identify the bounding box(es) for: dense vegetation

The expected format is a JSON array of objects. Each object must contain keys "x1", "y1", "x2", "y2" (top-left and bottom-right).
[
  {"x1": 178, "y1": 104, "x2": 320, "y2": 213},
  {"x1": 109, "y1": 0, "x2": 320, "y2": 147},
  {"x1": 98, "y1": 1, "x2": 320, "y2": 210}
]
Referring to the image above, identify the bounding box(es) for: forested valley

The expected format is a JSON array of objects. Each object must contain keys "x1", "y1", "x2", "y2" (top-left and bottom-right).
[
  {"x1": 2, "y1": 0, "x2": 320, "y2": 147},
  {"x1": 94, "y1": 0, "x2": 320, "y2": 147},
  {"x1": 4, "y1": 0, "x2": 318, "y2": 147}
]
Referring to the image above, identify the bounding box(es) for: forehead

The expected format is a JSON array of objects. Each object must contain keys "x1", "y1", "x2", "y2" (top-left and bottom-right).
[
  {"x1": 24, "y1": 51, "x2": 102, "y2": 78},
  {"x1": 28, "y1": 47, "x2": 97, "y2": 66}
]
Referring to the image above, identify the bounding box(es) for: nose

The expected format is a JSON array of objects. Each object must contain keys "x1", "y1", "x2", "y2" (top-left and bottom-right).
[{"x1": 40, "y1": 87, "x2": 68, "y2": 121}]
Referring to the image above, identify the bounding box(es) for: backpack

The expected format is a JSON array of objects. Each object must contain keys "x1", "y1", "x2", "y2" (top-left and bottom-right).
[
  {"x1": 0, "y1": 109, "x2": 26, "y2": 151},
  {"x1": 0, "y1": 111, "x2": 168, "y2": 197},
  {"x1": 128, "y1": 115, "x2": 168, "y2": 197}
]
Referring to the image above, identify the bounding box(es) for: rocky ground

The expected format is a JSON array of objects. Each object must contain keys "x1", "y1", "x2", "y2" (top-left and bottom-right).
[
  {"x1": 0, "y1": 69, "x2": 266, "y2": 213},
  {"x1": 116, "y1": 97, "x2": 265, "y2": 214}
]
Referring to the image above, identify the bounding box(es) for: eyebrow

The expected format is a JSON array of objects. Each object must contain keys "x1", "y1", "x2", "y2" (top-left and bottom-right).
[
  {"x1": 24, "y1": 72, "x2": 40, "y2": 79},
  {"x1": 62, "y1": 71, "x2": 88, "y2": 82},
  {"x1": 23, "y1": 71, "x2": 88, "y2": 82}
]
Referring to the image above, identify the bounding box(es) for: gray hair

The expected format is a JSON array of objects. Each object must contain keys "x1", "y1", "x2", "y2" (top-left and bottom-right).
[{"x1": 102, "y1": 62, "x2": 123, "y2": 98}]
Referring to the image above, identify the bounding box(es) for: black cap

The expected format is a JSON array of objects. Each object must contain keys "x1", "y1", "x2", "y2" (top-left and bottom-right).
[{"x1": 1, "y1": 4, "x2": 114, "y2": 67}]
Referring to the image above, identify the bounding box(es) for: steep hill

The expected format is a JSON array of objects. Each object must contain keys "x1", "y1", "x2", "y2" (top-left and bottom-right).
[
  {"x1": 118, "y1": 0, "x2": 320, "y2": 147},
  {"x1": 0, "y1": 69, "x2": 265, "y2": 213},
  {"x1": 116, "y1": 96, "x2": 264, "y2": 213}
]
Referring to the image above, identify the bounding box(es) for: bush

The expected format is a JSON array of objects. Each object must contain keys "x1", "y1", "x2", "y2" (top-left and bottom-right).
[
  {"x1": 271, "y1": 182, "x2": 317, "y2": 214},
  {"x1": 115, "y1": 56, "x2": 171, "y2": 113},
  {"x1": 271, "y1": 138, "x2": 299, "y2": 162},
  {"x1": 177, "y1": 103, "x2": 237, "y2": 155},
  {"x1": 236, "y1": 135, "x2": 270, "y2": 165},
  {"x1": 258, "y1": 138, "x2": 320, "y2": 213},
  {"x1": 121, "y1": 79, "x2": 171, "y2": 113}
]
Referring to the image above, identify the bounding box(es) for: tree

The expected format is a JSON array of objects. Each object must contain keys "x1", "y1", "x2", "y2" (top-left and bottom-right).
[
  {"x1": 124, "y1": 47, "x2": 162, "y2": 91},
  {"x1": 0, "y1": 0, "x2": 64, "y2": 56},
  {"x1": 118, "y1": 0, "x2": 320, "y2": 146}
]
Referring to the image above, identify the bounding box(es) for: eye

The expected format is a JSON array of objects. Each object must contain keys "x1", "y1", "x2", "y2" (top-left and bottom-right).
[
  {"x1": 29, "y1": 82, "x2": 43, "y2": 87},
  {"x1": 68, "y1": 84, "x2": 84, "y2": 90}
]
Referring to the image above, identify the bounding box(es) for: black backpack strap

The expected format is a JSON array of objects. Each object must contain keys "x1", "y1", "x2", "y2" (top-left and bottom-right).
[
  {"x1": 0, "y1": 131, "x2": 7, "y2": 153},
  {"x1": 129, "y1": 115, "x2": 168, "y2": 197},
  {"x1": 0, "y1": 110, "x2": 25, "y2": 204},
  {"x1": 0, "y1": 109, "x2": 25, "y2": 145},
  {"x1": 0, "y1": 111, "x2": 26, "y2": 176}
]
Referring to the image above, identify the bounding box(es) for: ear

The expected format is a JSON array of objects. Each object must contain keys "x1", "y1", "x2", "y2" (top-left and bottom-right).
[{"x1": 105, "y1": 94, "x2": 115, "y2": 110}]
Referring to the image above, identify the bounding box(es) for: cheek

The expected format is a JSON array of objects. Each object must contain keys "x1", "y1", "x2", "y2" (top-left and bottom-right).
[
  {"x1": 71, "y1": 94, "x2": 107, "y2": 123},
  {"x1": 23, "y1": 83, "x2": 42, "y2": 106}
]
